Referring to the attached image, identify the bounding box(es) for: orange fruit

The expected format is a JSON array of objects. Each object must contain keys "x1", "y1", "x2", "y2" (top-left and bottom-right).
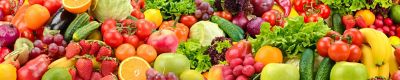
[
  {"x1": 24, "y1": 4, "x2": 50, "y2": 30},
  {"x1": 118, "y1": 57, "x2": 151, "y2": 80},
  {"x1": 115, "y1": 44, "x2": 136, "y2": 61},
  {"x1": 136, "y1": 44, "x2": 157, "y2": 63},
  {"x1": 255, "y1": 46, "x2": 283, "y2": 65},
  {"x1": 355, "y1": 10, "x2": 375, "y2": 27},
  {"x1": 62, "y1": 0, "x2": 91, "y2": 14}
]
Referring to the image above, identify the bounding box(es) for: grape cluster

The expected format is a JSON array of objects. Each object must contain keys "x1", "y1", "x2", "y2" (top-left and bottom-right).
[
  {"x1": 31, "y1": 34, "x2": 67, "y2": 59},
  {"x1": 146, "y1": 68, "x2": 178, "y2": 80},
  {"x1": 195, "y1": 0, "x2": 214, "y2": 20},
  {"x1": 223, "y1": 54, "x2": 265, "y2": 80}
]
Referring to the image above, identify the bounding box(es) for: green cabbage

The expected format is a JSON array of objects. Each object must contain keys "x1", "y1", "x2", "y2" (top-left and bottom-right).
[
  {"x1": 189, "y1": 21, "x2": 225, "y2": 46},
  {"x1": 91, "y1": 0, "x2": 133, "y2": 22}
]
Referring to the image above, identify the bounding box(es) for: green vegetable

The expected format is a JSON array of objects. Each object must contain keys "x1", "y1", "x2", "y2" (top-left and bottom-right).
[
  {"x1": 250, "y1": 16, "x2": 330, "y2": 58},
  {"x1": 42, "y1": 68, "x2": 72, "y2": 80},
  {"x1": 190, "y1": 21, "x2": 225, "y2": 46},
  {"x1": 321, "y1": 0, "x2": 392, "y2": 14},
  {"x1": 390, "y1": 5, "x2": 400, "y2": 24},
  {"x1": 210, "y1": 16, "x2": 245, "y2": 42},
  {"x1": 300, "y1": 49, "x2": 314, "y2": 80},
  {"x1": 176, "y1": 40, "x2": 212, "y2": 72},
  {"x1": 145, "y1": 0, "x2": 196, "y2": 20},
  {"x1": 64, "y1": 13, "x2": 90, "y2": 42},
  {"x1": 4, "y1": 38, "x2": 33, "y2": 65},
  {"x1": 92, "y1": 0, "x2": 133, "y2": 22},
  {"x1": 315, "y1": 57, "x2": 335, "y2": 80},
  {"x1": 332, "y1": 13, "x2": 344, "y2": 34},
  {"x1": 72, "y1": 21, "x2": 101, "y2": 41}
]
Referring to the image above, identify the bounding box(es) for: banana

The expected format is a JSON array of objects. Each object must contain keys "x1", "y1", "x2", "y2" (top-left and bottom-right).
[
  {"x1": 48, "y1": 57, "x2": 77, "y2": 69},
  {"x1": 378, "y1": 59, "x2": 390, "y2": 79},
  {"x1": 359, "y1": 28, "x2": 389, "y2": 66},
  {"x1": 361, "y1": 44, "x2": 379, "y2": 79}
]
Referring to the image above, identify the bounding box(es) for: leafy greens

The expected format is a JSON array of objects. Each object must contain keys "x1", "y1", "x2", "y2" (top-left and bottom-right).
[
  {"x1": 176, "y1": 39, "x2": 212, "y2": 72},
  {"x1": 321, "y1": 0, "x2": 393, "y2": 14},
  {"x1": 249, "y1": 16, "x2": 330, "y2": 58},
  {"x1": 145, "y1": 0, "x2": 196, "y2": 20}
]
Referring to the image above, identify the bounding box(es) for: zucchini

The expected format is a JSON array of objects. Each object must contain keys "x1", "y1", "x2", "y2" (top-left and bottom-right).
[
  {"x1": 300, "y1": 49, "x2": 314, "y2": 80},
  {"x1": 332, "y1": 13, "x2": 344, "y2": 34},
  {"x1": 64, "y1": 13, "x2": 90, "y2": 42},
  {"x1": 72, "y1": 21, "x2": 101, "y2": 41},
  {"x1": 315, "y1": 57, "x2": 335, "y2": 80},
  {"x1": 210, "y1": 16, "x2": 244, "y2": 42}
]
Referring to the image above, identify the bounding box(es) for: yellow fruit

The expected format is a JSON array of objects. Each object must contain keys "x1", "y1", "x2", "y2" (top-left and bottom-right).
[
  {"x1": 144, "y1": 9, "x2": 163, "y2": 27},
  {"x1": 389, "y1": 36, "x2": 400, "y2": 46},
  {"x1": 359, "y1": 28, "x2": 389, "y2": 66},
  {"x1": 62, "y1": 0, "x2": 92, "y2": 14},
  {"x1": 355, "y1": 10, "x2": 375, "y2": 26},
  {"x1": 0, "y1": 64, "x2": 17, "y2": 80},
  {"x1": 361, "y1": 44, "x2": 379, "y2": 79},
  {"x1": 48, "y1": 57, "x2": 77, "y2": 69},
  {"x1": 118, "y1": 57, "x2": 151, "y2": 80}
]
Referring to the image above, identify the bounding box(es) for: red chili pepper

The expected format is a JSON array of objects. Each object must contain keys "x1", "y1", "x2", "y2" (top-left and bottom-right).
[
  {"x1": 17, "y1": 54, "x2": 51, "y2": 80},
  {"x1": 274, "y1": 0, "x2": 291, "y2": 17}
]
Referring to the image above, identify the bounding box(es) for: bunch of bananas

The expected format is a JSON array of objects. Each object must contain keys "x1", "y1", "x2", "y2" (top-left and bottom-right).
[{"x1": 360, "y1": 28, "x2": 398, "y2": 79}]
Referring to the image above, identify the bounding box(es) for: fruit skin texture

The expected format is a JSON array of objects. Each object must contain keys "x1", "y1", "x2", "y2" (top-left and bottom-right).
[
  {"x1": 330, "y1": 62, "x2": 368, "y2": 80},
  {"x1": 136, "y1": 44, "x2": 157, "y2": 63},
  {"x1": 342, "y1": 15, "x2": 356, "y2": 29},
  {"x1": 24, "y1": 4, "x2": 50, "y2": 30},
  {"x1": 316, "y1": 37, "x2": 332, "y2": 57},
  {"x1": 144, "y1": 9, "x2": 163, "y2": 27},
  {"x1": 115, "y1": 43, "x2": 136, "y2": 61},
  {"x1": 390, "y1": 5, "x2": 400, "y2": 24},
  {"x1": 328, "y1": 41, "x2": 350, "y2": 62},
  {"x1": 100, "y1": 58, "x2": 118, "y2": 76},
  {"x1": 62, "y1": 0, "x2": 91, "y2": 14},
  {"x1": 359, "y1": 28, "x2": 391, "y2": 66},
  {"x1": 154, "y1": 53, "x2": 190, "y2": 76},
  {"x1": 207, "y1": 65, "x2": 223, "y2": 80},
  {"x1": 96, "y1": 46, "x2": 112, "y2": 61},
  {"x1": 75, "y1": 57, "x2": 93, "y2": 80},
  {"x1": 361, "y1": 45, "x2": 379, "y2": 79},
  {"x1": 179, "y1": 70, "x2": 204, "y2": 80},
  {"x1": 255, "y1": 46, "x2": 283, "y2": 65},
  {"x1": 347, "y1": 45, "x2": 362, "y2": 62},
  {"x1": 260, "y1": 63, "x2": 299, "y2": 80},
  {"x1": 0, "y1": 63, "x2": 16, "y2": 80},
  {"x1": 147, "y1": 30, "x2": 179, "y2": 54},
  {"x1": 392, "y1": 71, "x2": 400, "y2": 80},
  {"x1": 355, "y1": 10, "x2": 375, "y2": 27},
  {"x1": 65, "y1": 42, "x2": 81, "y2": 59}
]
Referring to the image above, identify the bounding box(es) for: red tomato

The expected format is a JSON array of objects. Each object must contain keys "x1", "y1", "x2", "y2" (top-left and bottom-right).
[
  {"x1": 325, "y1": 31, "x2": 341, "y2": 40},
  {"x1": 328, "y1": 41, "x2": 350, "y2": 62},
  {"x1": 213, "y1": 11, "x2": 232, "y2": 21},
  {"x1": 180, "y1": 15, "x2": 197, "y2": 27},
  {"x1": 43, "y1": 0, "x2": 62, "y2": 15},
  {"x1": 0, "y1": 0, "x2": 12, "y2": 15},
  {"x1": 103, "y1": 30, "x2": 123, "y2": 48},
  {"x1": 123, "y1": 34, "x2": 140, "y2": 48},
  {"x1": 294, "y1": 0, "x2": 309, "y2": 13},
  {"x1": 317, "y1": 4, "x2": 331, "y2": 19},
  {"x1": 135, "y1": 19, "x2": 156, "y2": 40},
  {"x1": 343, "y1": 28, "x2": 364, "y2": 46},
  {"x1": 101, "y1": 19, "x2": 117, "y2": 34},
  {"x1": 120, "y1": 19, "x2": 135, "y2": 34},
  {"x1": 18, "y1": 27, "x2": 34, "y2": 41},
  {"x1": 317, "y1": 37, "x2": 332, "y2": 57},
  {"x1": 347, "y1": 45, "x2": 362, "y2": 62},
  {"x1": 262, "y1": 10, "x2": 283, "y2": 26},
  {"x1": 305, "y1": 14, "x2": 319, "y2": 23}
]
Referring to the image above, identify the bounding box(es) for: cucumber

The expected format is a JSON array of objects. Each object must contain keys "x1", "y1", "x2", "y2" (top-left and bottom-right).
[
  {"x1": 64, "y1": 13, "x2": 90, "y2": 42},
  {"x1": 72, "y1": 21, "x2": 101, "y2": 41},
  {"x1": 331, "y1": 13, "x2": 344, "y2": 34},
  {"x1": 210, "y1": 16, "x2": 244, "y2": 42},
  {"x1": 300, "y1": 49, "x2": 314, "y2": 80},
  {"x1": 315, "y1": 57, "x2": 335, "y2": 80}
]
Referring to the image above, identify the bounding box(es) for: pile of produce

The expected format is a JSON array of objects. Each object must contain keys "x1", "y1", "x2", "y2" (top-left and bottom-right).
[{"x1": 4, "y1": 0, "x2": 400, "y2": 80}]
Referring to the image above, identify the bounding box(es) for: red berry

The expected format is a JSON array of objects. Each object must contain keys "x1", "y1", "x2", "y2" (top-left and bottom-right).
[
  {"x1": 89, "y1": 42, "x2": 101, "y2": 55},
  {"x1": 91, "y1": 72, "x2": 103, "y2": 80},
  {"x1": 100, "y1": 58, "x2": 118, "y2": 76},
  {"x1": 65, "y1": 42, "x2": 81, "y2": 59},
  {"x1": 76, "y1": 57, "x2": 93, "y2": 80},
  {"x1": 79, "y1": 40, "x2": 91, "y2": 55},
  {"x1": 96, "y1": 46, "x2": 112, "y2": 61}
]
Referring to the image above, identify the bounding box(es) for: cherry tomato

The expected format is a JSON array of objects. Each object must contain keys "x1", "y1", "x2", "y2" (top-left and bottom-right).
[
  {"x1": 262, "y1": 10, "x2": 283, "y2": 26},
  {"x1": 103, "y1": 30, "x2": 123, "y2": 48},
  {"x1": 317, "y1": 4, "x2": 331, "y2": 19},
  {"x1": 123, "y1": 34, "x2": 140, "y2": 48},
  {"x1": 343, "y1": 28, "x2": 364, "y2": 46},
  {"x1": 305, "y1": 14, "x2": 319, "y2": 23},
  {"x1": 180, "y1": 15, "x2": 197, "y2": 27},
  {"x1": 43, "y1": 0, "x2": 61, "y2": 15},
  {"x1": 317, "y1": 37, "x2": 332, "y2": 57},
  {"x1": 328, "y1": 41, "x2": 350, "y2": 62},
  {"x1": 101, "y1": 19, "x2": 117, "y2": 34},
  {"x1": 135, "y1": 19, "x2": 156, "y2": 40},
  {"x1": 325, "y1": 31, "x2": 341, "y2": 40},
  {"x1": 347, "y1": 45, "x2": 362, "y2": 62}
]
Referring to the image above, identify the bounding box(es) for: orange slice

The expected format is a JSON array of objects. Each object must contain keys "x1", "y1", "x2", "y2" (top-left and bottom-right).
[
  {"x1": 62, "y1": 0, "x2": 91, "y2": 14},
  {"x1": 118, "y1": 57, "x2": 151, "y2": 80}
]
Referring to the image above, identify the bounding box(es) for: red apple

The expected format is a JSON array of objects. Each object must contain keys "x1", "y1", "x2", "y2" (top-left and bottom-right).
[
  {"x1": 392, "y1": 71, "x2": 400, "y2": 80},
  {"x1": 147, "y1": 30, "x2": 179, "y2": 54}
]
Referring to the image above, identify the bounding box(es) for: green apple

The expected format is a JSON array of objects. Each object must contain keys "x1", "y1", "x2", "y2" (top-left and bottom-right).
[
  {"x1": 154, "y1": 53, "x2": 190, "y2": 76},
  {"x1": 180, "y1": 70, "x2": 204, "y2": 80},
  {"x1": 261, "y1": 63, "x2": 300, "y2": 80},
  {"x1": 330, "y1": 62, "x2": 368, "y2": 80}
]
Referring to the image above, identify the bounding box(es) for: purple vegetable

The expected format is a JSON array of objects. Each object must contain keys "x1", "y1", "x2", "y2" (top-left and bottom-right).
[
  {"x1": 0, "y1": 24, "x2": 19, "y2": 47},
  {"x1": 246, "y1": 17, "x2": 264, "y2": 37},
  {"x1": 251, "y1": 0, "x2": 273, "y2": 16},
  {"x1": 232, "y1": 12, "x2": 249, "y2": 30}
]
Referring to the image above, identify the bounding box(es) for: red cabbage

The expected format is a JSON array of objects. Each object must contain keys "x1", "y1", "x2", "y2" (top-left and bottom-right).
[{"x1": 0, "y1": 24, "x2": 19, "y2": 47}]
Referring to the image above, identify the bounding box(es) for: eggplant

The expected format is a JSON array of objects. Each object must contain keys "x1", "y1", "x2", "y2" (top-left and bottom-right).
[{"x1": 46, "y1": 8, "x2": 76, "y2": 34}]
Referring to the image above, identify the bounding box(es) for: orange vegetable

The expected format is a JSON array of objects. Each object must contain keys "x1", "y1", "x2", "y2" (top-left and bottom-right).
[
  {"x1": 24, "y1": 4, "x2": 50, "y2": 30},
  {"x1": 159, "y1": 21, "x2": 189, "y2": 42}
]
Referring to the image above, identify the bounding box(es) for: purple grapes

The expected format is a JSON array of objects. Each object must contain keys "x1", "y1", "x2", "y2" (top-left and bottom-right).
[
  {"x1": 42, "y1": 35, "x2": 54, "y2": 44},
  {"x1": 53, "y1": 34, "x2": 64, "y2": 45}
]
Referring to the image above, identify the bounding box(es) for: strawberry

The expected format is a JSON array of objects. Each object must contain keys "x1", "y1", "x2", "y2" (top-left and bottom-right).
[
  {"x1": 79, "y1": 40, "x2": 91, "y2": 55},
  {"x1": 69, "y1": 68, "x2": 77, "y2": 80},
  {"x1": 100, "y1": 74, "x2": 117, "y2": 80},
  {"x1": 75, "y1": 56, "x2": 93, "y2": 80},
  {"x1": 66, "y1": 42, "x2": 81, "y2": 59},
  {"x1": 100, "y1": 57, "x2": 118, "y2": 76},
  {"x1": 89, "y1": 42, "x2": 100, "y2": 55},
  {"x1": 91, "y1": 72, "x2": 102, "y2": 80},
  {"x1": 355, "y1": 16, "x2": 367, "y2": 28},
  {"x1": 96, "y1": 46, "x2": 112, "y2": 61}
]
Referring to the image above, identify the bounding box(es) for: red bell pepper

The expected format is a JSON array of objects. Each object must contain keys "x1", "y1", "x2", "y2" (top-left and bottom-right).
[{"x1": 17, "y1": 54, "x2": 51, "y2": 80}]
